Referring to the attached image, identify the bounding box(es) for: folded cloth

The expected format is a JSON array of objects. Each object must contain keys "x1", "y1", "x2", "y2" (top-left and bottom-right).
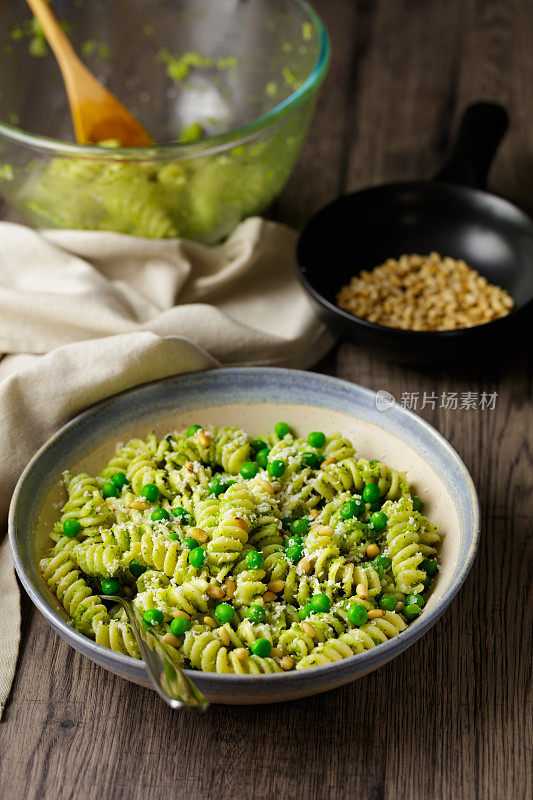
[{"x1": 0, "y1": 217, "x2": 335, "y2": 717}]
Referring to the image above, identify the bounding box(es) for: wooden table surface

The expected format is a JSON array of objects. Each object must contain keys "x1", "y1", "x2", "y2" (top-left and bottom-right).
[{"x1": 1, "y1": 1, "x2": 531, "y2": 798}]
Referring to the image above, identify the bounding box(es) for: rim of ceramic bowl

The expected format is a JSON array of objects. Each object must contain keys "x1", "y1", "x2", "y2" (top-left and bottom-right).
[
  {"x1": 9, "y1": 367, "x2": 480, "y2": 686},
  {"x1": 0, "y1": 0, "x2": 331, "y2": 161}
]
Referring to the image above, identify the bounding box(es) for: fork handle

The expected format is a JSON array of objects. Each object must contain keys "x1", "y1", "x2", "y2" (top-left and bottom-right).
[{"x1": 104, "y1": 596, "x2": 209, "y2": 710}]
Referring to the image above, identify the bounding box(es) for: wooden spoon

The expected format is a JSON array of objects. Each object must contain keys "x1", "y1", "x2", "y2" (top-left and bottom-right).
[{"x1": 25, "y1": 0, "x2": 154, "y2": 146}]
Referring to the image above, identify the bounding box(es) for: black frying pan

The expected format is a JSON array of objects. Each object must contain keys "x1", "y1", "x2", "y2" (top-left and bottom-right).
[{"x1": 296, "y1": 103, "x2": 533, "y2": 365}]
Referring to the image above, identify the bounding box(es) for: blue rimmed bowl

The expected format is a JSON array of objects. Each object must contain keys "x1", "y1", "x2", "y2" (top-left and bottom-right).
[{"x1": 9, "y1": 368, "x2": 480, "y2": 704}]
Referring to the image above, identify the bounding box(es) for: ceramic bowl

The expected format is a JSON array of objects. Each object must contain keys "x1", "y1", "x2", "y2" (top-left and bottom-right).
[{"x1": 9, "y1": 368, "x2": 480, "y2": 704}]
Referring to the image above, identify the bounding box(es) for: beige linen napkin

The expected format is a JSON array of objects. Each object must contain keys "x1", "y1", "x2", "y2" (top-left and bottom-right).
[{"x1": 0, "y1": 217, "x2": 334, "y2": 718}]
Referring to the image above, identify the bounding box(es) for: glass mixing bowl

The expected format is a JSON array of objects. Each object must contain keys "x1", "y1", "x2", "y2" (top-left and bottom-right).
[{"x1": 0, "y1": 0, "x2": 329, "y2": 242}]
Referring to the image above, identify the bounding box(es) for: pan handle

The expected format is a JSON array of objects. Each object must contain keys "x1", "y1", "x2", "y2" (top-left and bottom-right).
[{"x1": 433, "y1": 102, "x2": 509, "y2": 189}]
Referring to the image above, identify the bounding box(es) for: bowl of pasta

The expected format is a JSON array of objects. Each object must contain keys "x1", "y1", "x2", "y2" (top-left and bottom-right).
[{"x1": 9, "y1": 368, "x2": 480, "y2": 704}]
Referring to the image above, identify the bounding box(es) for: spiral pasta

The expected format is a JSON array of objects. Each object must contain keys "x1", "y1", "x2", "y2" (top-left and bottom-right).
[{"x1": 41, "y1": 422, "x2": 441, "y2": 674}]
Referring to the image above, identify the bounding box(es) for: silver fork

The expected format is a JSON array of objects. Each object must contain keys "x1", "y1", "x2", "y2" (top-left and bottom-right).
[{"x1": 99, "y1": 594, "x2": 209, "y2": 710}]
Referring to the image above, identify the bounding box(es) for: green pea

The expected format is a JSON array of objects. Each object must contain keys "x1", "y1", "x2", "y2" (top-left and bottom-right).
[
  {"x1": 188, "y1": 547, "x2": 206, "y2": 568},
  {"x1": 183, "y1": 538, "x2": 197, "y2": 549},
  {"x1": 370, "y1": 511, "x2": 388, "y2": 531},
  {"x1": 298, "y1": 604, "x2": 312, "y2": 620},
  {"x1": 267, "y1": 460, "x2": 286, "y2": 478},
  {"x1": 307, "y1": 431, "x2": 326, "y2": 448},
  {"x1": 362, "y1": 483, "x2": 381, "y2": 504},
  {"x1": 275, "y1": 422, "x2": 291, "y2": 438},
  {"x1": 412, "y1": 496, "x2": 423, "y2": 512},
  {"x1": 215, "y1": 603, "x2": 235, "y2": 624},
  {"x1": 347, "y1": 604, "x2": 368, "y2": 626},
  {"x1": 101, "y1": 578, "x2": 120, "y2": 595},
  {"x1": 405, "y1": 593, "x2": 425, "y2": 608},
  {"x1": 168, "y1": 532, "x2": 181, "y2": 541},
  {"x1": 379, "y1": 595, "x2": 397, "y2": 611},
  {"x1": 422, "y1": 576, "x2": 432, "y2": 591},
  {"x1": 208, "y1": 476, "x2": 220, "y2": 494},
  {"x1": 340, "y1": 498, "x2": 365, "y2": 519},
  {"x1": 186, "y1": 424, "x2": 202, "y2": 437},
  {"x1": 102, "y1": 481, "x2": 119, "y2": 499},
  {"x1": 247, "y1": 604, "x2": 267, "y2": 623},
  {"x1": 143, "y1": 608, "x2": 164, "y2": 626},
  {"x1": 310, "y1": 593, "x2": 330, "y2": 613},
  {"x1": 250, "y1": 438, "x2": 268, "y2": 454},
  {"x1": 151, "y1": 508, "x2": 170, "y2": 522},
  {"x1": 281, "y1": 517, "x2": 293, "y2": 530},
  {"x1": 404, "y1": 603, "x2": 421, "y2": 620},
  {"x1": 251, "y1": 638, "x2": 271, "y2": 658},
  {"x1": 369, "y1": 459, "x2": 380, "y2": 466},
  {"x1": 302, "y1": 452, "x2": 322, "y2": 469},
  {"x1": 111, "y1": 471, "x2": 128, "y2": 488},
  {"x1": 170, "y1": 616, "x2": 191, "y2": 636},
  {"x1": 286, "y1": 536, "x2": 303, "y2": 548},
  {"x1": 141, "y1": 484, "x2": 159, "y2": 503},
  {"x1": 63, "y1": 518, "x2": 81, "y2": 538},
  {"x1": 373, "y1": 555, "x2": 392, "y2": 571},
  {"x1": 208, "y1": 477, "x2": 227, "y2": 497},
  {"x1": 286, "y1": 543, "x2": 304, "y2": 563},
  {"x1": 369, "y1": 562, "x2": 384, "y2": 580},
  {"x1": 172, "y1": 506, "x2": 192, "y2": 524},
  {"x1": 420, "y1": 558, "x2": 438, "y2": 576},
  {"x1": 240, "y1": 461, "x2": 259, "y2": 480},
  {"x1": 129, "y1": 559, "x2": 146, "y2": 578},
  {"x1": 246, "y1": 551, "x2": 264, "y2": 569},
  {"x1": 255, "y1": 448, "x2": 270, "y2": 468},
  {"x1": 290, "y1": 518, "x2": 310, "y2": 537}
]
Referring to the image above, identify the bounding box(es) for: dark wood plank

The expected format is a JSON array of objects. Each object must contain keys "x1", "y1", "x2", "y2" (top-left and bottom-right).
[{"x1": 1, "y1": 1, "x2": 532, "y2": 799}]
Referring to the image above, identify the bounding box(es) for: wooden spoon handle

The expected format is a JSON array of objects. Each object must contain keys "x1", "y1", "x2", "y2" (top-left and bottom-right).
[{"x1": 25, "y1": 0, "x2": 81, "y2": 74}]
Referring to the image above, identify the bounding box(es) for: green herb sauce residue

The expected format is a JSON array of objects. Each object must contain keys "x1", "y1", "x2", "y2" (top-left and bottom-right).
[{"x1": 156, "y1": 49, "x2": 239, "y2": 83}]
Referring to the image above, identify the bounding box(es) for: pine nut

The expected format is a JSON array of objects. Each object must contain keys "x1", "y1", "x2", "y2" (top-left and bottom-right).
[
  {"x1": 322, "y1": 457, "x2": 336, "y2": 466},
  {"x1": 225, "y1": 578, "x2": 236, "y2": 599},
  {"x1": 129, "y1": 499, "x2": 150, "y2": 511},
  {"x1": 170, "y1": 609, "x2": 190, "y2": 619},
  {"x1": 301, "y1": 622, "x2": 316, "y2": 638},
  {"x1": 185, "y1": 462, "x2": 195, "y2": 473},
  {"x1": 206, "y1": 585, "x2": 225, "y2": 599},
  {"x1": 189, "y1": 527, "x2": 209, "y2": 543},
  {"x1": 298, "y1": 557, "x2": 312, "y2": 574},
  {"x1": 257, "y1": 479, "x2": 274, "y2": 494},
  {"x1": 234, "y1": 648, "x2": 249, "y2": 660},
  {"x1": 267, "y1": 579, "x2": 285, "y2": 594},
  {"x1": 281, "y1": 656, "x2": 295, "y2": 671},
  {"x1": 337, "y1": 252, "x2": 514, "y2": 331},
  {"x1": 318, "y1": 525, "x2": 334, "y2": 536},
  {"x1": 366, "y1": 544, "x2": 380, "y2": 559},
  {"x1": 218, "y1": 627, "x2": 230, "y2": 647},
  {"x1": 197, "y1": 431, "x2": 211, "y2": 448},
  {"x1": 309, "y1": 508, "x2": 320, "y2": 520},
  {"x1": 232, "y1": 517, "x2": 249, "y2": 531},
  {"x1": 271, "y1": 647, "x2": 283, "y2": 658},
  {"x1": 203, "y1": 616, "x2": 217, "y2": 628},
  {"x1": 162, "y1": 633, "x2": 182, "y2": 648},
  {"x1": 367, "y1": 609, "x2": 386, "y2": 620},
  {"x1": 356, "y1": 583, "x2": 368, "y2": 600},
  {"x1": 262, "y1": 591, "x2": 277, "y2": 602}
]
